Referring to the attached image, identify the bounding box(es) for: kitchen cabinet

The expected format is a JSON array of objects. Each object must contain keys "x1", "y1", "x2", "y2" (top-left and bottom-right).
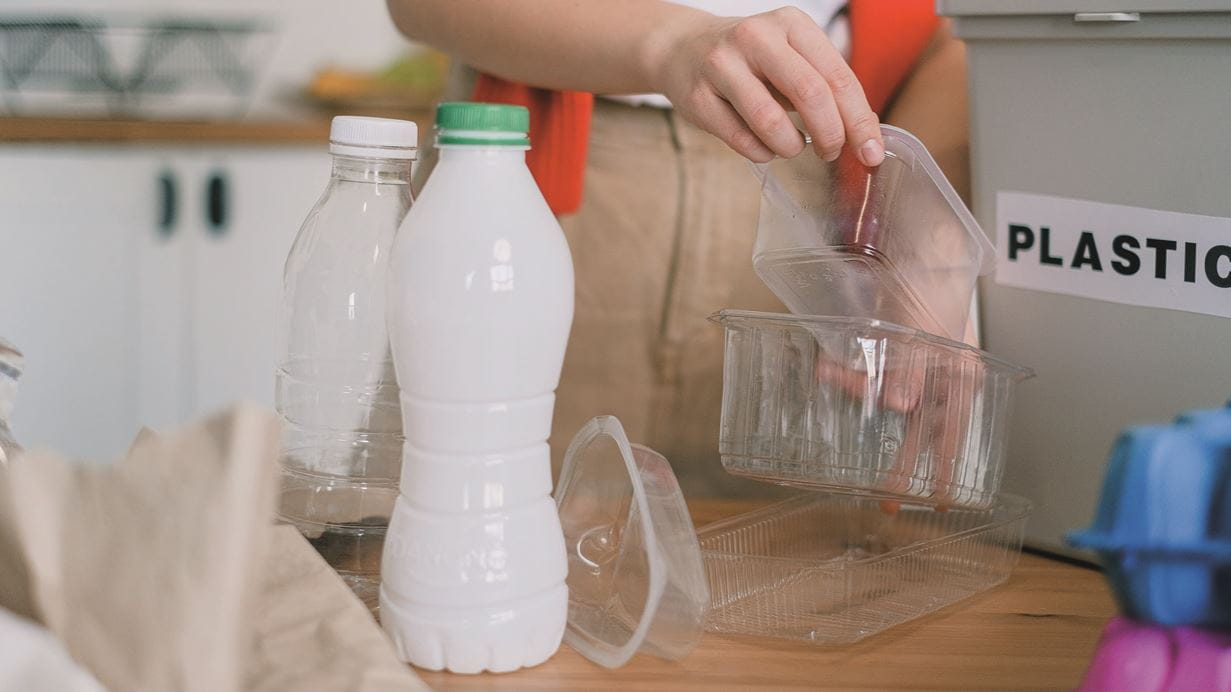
[
  {"x1": 188, "y1": 149, "x2": 326, "y2": 415},
  {"x1": 0, "y1": 143, "x2": 328, "y2": 461},
  {"x1": 0, "y1": 148, "x2": 154, "y2": 461}
]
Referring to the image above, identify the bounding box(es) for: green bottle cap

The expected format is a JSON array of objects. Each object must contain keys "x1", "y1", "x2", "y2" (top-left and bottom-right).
[{"x1": 435, "y1": 102, "x2": 531, "y2": 147}]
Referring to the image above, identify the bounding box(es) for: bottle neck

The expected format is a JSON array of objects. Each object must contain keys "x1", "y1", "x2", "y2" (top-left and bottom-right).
[
  {"x1": 436, "y1": 145, "x2": 528, "y2": 165},
  {"x1": 330, "y1": 155, "x2": 414, "y2": 184}
]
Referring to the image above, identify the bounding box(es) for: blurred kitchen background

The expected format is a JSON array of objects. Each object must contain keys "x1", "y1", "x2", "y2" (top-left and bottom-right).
[{"x1": 0, "y1": 0, "x2": 441, "y2": 461}]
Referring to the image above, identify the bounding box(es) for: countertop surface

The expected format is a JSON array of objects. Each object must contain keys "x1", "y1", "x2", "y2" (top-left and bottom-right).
[
  {"x1": 416, "y1": 498, "x2": 1116, "y2": 692},
  {"x1": 0, "y1": 113, "x2": 432, "y2": 144}
]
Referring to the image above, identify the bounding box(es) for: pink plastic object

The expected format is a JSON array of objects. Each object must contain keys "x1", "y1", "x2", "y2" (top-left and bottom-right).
[{"x1": 1079, "y1": 617, "x2": 1231, "y2": 692}]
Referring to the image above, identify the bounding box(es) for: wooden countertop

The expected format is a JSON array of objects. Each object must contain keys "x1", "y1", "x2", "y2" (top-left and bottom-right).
[
  {"x1": 0, "y1": 113, "x2": 432, "y2": 144},
  {"x1": 417, "y1": 499, "x2": 1116, "y2": 692}
]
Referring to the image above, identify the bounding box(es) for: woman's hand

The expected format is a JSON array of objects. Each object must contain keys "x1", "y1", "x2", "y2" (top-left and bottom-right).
[
  {"x1": 814, "y1": 350, "x2": 981, "y2": 513},
  {"x1": 646, "y1": 7, "x2": 885, "y2": 166}
]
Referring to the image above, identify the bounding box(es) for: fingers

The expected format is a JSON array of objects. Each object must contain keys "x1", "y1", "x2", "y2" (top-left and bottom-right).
[
  {"x1": 815, "y1": 355, "x2": 925, "y2": 414},
  {"x1": 667, "y1": 9, "x2": 884, "y2": 164},
  {"x1": 749, "y1": 41, "x2": 845, "y2": 161},
  {"x1": 786, "y1": 17, "x2": 884, "y2": 166},
  {"x1": 930, "y1": 367, "x2": 977, "y2": 506},
  {"x1": 884, "y1": 365, "x2": 926, "y2": 413},
  {"x1": 814, "y1": 357, "x2": 879, "y2": 403},
  {"x1": 703, "y1": 51, "x2": 805, "y2": 158},
  {"x1": 674, "y1": 9, "x2": 884, "y2": 164},
  {"x1": 687, "y1": 87, "x2": 776, "y2": 162},
  {"x1": 817, "y1": 352, "x2": 976, "y2": 508}
]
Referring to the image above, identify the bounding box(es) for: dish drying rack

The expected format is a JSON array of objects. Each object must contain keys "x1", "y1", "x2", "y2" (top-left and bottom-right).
[{"x1": 0, "y1": 15, "x2": 273, "y2": 118}]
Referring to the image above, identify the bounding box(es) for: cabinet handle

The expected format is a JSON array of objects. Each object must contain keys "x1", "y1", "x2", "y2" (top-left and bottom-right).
[
  {"x1": 1074, "y1": 12, "x2": 1140, "y2": 22},
  {"x1": 157, "y1": 170, "x2": 177, "y2": 238},
  {"x1": 205, "y1": 171, "x2": 229, "y2": 236}
]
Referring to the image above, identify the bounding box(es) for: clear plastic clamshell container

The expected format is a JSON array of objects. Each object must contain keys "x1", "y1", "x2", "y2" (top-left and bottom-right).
[
  {"x1": 753, "y1": 125, "x2": 994, "y2": 341},
  {"x1": 700, "y1": 492, "x2": 1030, "y2": 643},
  {"x1": 714, "y1": 310, "x2": 1034, "y2": 509},
  {"x1": 555, "y1": 416, "x2": 1030, "y2": 663},
  {"x1": 557, "y1": 416, "x2": 710, "y2": 668}
]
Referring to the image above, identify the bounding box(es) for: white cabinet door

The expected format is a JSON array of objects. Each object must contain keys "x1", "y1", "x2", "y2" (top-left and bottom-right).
[
  {"x1": 0, "y1": 144, "x2": 328, "y2": 457},
  {"x1": 137, "y1": 151, "x2": 194, "y2": 434},
  {"x1": 0, "y1": 146, "x2": 188, "y2": 461},
  {"x1": 187, "y1": 147, "x2": 327, "y2": 415}
]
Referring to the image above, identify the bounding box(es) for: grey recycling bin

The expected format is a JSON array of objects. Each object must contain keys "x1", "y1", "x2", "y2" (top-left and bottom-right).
[{"x1": 939, "y1": 1, "x2": 1231, "y2": 556}]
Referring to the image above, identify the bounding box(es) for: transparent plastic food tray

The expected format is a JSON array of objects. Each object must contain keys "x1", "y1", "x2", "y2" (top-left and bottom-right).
[
  {"x1": 753, "y1": 125, "x2": 993, "y2": 341},
  {"x1": 699, "y1": 493, "x2": 1031, "y2": 643},
  {"x1": 714, "y1": 310, "x2": 1033, "y2": 508}
]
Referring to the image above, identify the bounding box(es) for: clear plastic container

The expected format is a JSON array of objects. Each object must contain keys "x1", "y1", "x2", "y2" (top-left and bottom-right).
[
  {"x1": 714, "y1": 310, "x2": 1033, "y2": 508},
  {"x1": 556, "y1": 416, "x2": 709, "y2": 669},
  {"x1": 552, "y1": 416, "x2": 1029, "y2": 664},
  {"x1": 753, "y1": 125, "x2": 994, "y2": 341},
  {"x1": 699, "y1": 492, "x2": 1031, "y2": 643},
  {"x1": 276, "y1": 116, "x2": 416, "y2": 611},
  {"x1": 0, "y1": 338, "x2": 24, "y2": 467}
]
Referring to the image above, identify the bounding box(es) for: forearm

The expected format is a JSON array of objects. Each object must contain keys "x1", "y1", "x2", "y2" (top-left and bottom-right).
[
  {"x1": 387, "y1": 3, "x2": 885, "y2": 166},
  {"x1": 386, "y1": 0, "x2": 709, "y2": 94}
]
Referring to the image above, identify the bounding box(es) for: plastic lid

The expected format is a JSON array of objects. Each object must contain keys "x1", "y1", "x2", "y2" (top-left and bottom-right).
[
  {"x1": 329, "y1": 116, "x2": 418, "y2": 159},
  {"x1": 881, "y1": 126, "x2": 995, "y2": 275},
  {"x1": 555, "y1": 416, "x2": 709, "y2": 669},
  {"x1": 435, "y1": 102, "x2": 531, "y2": 147},
  {"x1": 751, "y1": 124, "x2": 994, "y2": 341}
]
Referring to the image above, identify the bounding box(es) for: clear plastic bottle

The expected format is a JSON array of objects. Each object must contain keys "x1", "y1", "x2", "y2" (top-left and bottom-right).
[
  {"x1": 382, "y1": 103, "x2": 574, "y2": 673},
  {"x1": 0, "y1": 338, "x2": 24, "y2": 467},
  {"x1": 276, "y1": 116, "x2": 417, "y2": 611}
]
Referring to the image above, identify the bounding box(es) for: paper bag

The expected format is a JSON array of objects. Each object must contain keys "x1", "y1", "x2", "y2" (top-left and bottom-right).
[
  {"x1": 0, "y1": 404, "x2": 428, "y2": 692},
  {"x1": 249, "y1": 526, "x2": 428, "y2": 692},
  {"x1": 0, "y1": 404, "x2": 280, "y2": 692}
]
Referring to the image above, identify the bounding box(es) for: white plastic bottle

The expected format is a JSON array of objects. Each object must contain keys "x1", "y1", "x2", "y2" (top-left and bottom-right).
[
  {"x1": 276, "y1": 116, "x2": 417, "y2": 611},
  {"x1": 382, "y1": 103, "x2": 574, "y2": 674}
]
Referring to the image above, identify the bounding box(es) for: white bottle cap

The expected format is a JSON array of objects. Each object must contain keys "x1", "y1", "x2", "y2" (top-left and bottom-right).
[{"x1": 329, "y1": 116, "x2": 418, "y2": 159}]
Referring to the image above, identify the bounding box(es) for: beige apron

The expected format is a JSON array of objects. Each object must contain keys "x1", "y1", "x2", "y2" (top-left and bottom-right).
[{"x1": 550, "y1": 99, "x2": 784, "y2": 497}]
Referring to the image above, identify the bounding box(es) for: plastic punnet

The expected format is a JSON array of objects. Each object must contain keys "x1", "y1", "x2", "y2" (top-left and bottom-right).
[
  {"x1": 556, "y1": 416, "x2": 709, "y2": 668},
  {"x1": 753, "y1": 126, "x2": 992, "y2": 341},
  {"x1": 713, "y1": 310, "x2": 1033, "y2": 508},
  {"x1": 549, "y1": 414, "x2": 1032, "y2": 660},
  {"x1": 700, "y1": 493, "x2": 1031, "y2": 643}
]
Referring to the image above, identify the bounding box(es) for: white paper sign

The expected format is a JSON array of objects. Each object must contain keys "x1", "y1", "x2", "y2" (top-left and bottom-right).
[{"x1": 995, "y1": 191, "x2": 1231, "y2": 319}]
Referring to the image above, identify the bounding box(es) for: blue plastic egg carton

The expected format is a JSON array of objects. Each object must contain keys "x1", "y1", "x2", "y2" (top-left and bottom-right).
[{"x1": 1068, "y1": 403, "x2": 1231, "y2": 629}]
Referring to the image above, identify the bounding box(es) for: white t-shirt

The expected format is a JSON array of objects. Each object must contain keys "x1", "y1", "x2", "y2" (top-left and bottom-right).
[{"x1": 607, "y1": 0, "x2": 849, "y2": 108}]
